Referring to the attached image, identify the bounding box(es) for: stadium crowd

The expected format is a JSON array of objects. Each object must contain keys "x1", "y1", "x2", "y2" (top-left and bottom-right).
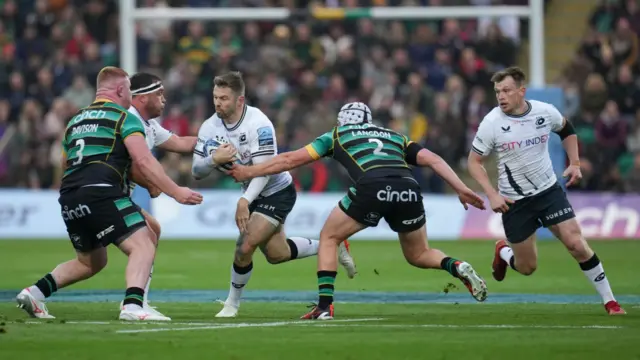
[{"x1": 0, "y1": 0, "x2": 637, "y2": 193}]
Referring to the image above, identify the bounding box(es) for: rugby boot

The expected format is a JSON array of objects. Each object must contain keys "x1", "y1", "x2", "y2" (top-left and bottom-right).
[
  {"x1": 215, "y1": 299, "x2": 239, "y2": 318},
  {"x1": 300, "y1": 303, "x2": 334, "y2": 320},
  {"x1": 119, "y1": 305, "x2": 171, "y2": 321},
  {"x1": 16, "y1": 288, "x2": 55, "y2": 319},
  {"x1": 604, "y1": 301, "x2": 626, "y2": 315},
  {"x1": 456, "y1": 262, "x2": 488, "y2": 302},
  {"x1": 120, "y1": 301, "x2": 171, "y2": 320},
  {"x1": 492, "y1": 239, "x2": 509, "y2": 281},
  {"x1": 338, "y1": 240, "x2": 357, "y2": 279}
]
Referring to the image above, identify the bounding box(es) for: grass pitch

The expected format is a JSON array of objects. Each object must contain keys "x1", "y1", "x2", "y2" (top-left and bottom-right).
[{"x1": 0, "y1": 240, "x2": 638, "y2": 359}]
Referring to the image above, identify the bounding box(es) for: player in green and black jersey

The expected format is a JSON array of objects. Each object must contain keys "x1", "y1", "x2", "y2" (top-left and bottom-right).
[
  {"x1": 227, "y1": 102, "x2": 488, "y2": 320},
  {"x1": 15, "y1": 67, "x2": 202, "y2": 322}
]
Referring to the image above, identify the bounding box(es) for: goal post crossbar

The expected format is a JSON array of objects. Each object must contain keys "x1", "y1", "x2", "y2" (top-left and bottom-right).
[{"x1": 119, "y1": 0, "x2": 545, "y2": 86}]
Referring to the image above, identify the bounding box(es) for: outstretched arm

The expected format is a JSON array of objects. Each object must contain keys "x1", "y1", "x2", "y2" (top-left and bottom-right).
[
  {"x1": 159, "y1": 135, "x2": 198, "y2": 153},
  {"x1": 405, "y1": 141, "x2": 468, "y2": 193},
  {"x1": 238, "y1": 148, "x2": 316, "y2": 179}
]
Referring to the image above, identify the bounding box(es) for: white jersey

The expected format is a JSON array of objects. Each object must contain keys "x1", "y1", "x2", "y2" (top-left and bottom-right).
[
  {"x1": 128, "y1": 106, "x2": 173, "y2": 150},
  {"x1": 194, "y1": 105, "x2": 292, "y2": 197},
  {"x1": 471, "y1": 100, "x2": 565, "y2": 200}
]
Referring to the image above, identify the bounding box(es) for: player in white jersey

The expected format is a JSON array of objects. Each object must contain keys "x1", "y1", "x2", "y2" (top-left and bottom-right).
[
  {"x1": 123, "y1": 73, "x2": 199, "y2": 319},
  {"x1": 468, "y1": 67, "x2": 625, "y2": 315},
  {"x1": 191, "y1": 72, "x2": 357, "y2": 318}
]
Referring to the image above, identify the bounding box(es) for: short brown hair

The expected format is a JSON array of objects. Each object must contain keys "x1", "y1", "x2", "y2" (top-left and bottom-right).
[
  {"x1": 213, "y1": 71, "x2": 245, "y2": 96},
  {"x1": 491, "y1": 66, "x2": 526, "y2": 86},
  {"x1": 96, "y1": 66, "x2": 129, "y2": 87}
]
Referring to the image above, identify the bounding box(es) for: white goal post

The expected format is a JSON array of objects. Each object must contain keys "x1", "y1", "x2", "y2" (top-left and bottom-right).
[{"x1": 119, "y1": 0, "x2": 546, "y2": 87}]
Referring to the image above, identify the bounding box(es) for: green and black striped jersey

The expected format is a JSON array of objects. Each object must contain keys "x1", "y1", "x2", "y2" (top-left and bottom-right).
[
  {"x1": 305, "y1": 123, "x2": 414, "y2": 182},
  {"x1": 60, "y1": 100, "x2": 145, "y2": 194}
]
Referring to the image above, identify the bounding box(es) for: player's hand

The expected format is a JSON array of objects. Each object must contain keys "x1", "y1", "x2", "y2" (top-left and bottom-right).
[
  {"x1": 235, "y1": 198, "x2": 250, "y2": 234},
  {"x1": 488, "y1": 193, "x2": 514, "y2": 213},
  {"x1": 563, "y1": 164, "x2": 582, "y2": 187},
  {"x1": 212, "y1": 143, "x2": 237, "y2": 165},
  {"x1": 229, "y1": 164, "x2": 252, "y2": 182},
  {"x1": 457, "y1": 187, "x2": 486, "y2": 210},
  {"x1": 171, "y1": 186, "x2": 203, "y2": 205}
]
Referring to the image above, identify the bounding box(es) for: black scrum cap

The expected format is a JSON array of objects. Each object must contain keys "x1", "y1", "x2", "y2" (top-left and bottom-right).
[{"x1": 130, "y1": 73, "x2": 163, "y2": 95}]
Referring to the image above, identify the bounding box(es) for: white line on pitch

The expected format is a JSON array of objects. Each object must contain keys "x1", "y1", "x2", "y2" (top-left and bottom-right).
[
  {"x1": 114, "y1": 318, "x2": 386, "y2": 334},
  {"x1": 296, "y1": 324, "x2": 624, "y2": 330}
]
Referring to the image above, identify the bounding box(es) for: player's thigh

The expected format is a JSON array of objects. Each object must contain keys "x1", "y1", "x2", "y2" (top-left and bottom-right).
[
  {"x1": 320, "y1": 205, "x2": 367, "y2": 243},
  {"x1": 381, "y1": 179, "x2": 426, "y2": 234},
  {"x1": 501, "y1": 195, "x2": 541, "y2": 246},
  {"x1": 244, "y1": 184, "x2": 297, "y2": 250},
  {"x1": 140, "y1": 208, "x2": 161, "y2": 244},
  {"x1": 337, "y1": 186, "x2": 383, "y2": 230},
  {"x1": 258, "y1": 225, "x2": 291, "y2": 263},
  {"x1": 397, "y1": 224, "x2": 429, "y2": 264},
  {"x1": 75, "y1": 246, "x2": 109, "y2": 272}
]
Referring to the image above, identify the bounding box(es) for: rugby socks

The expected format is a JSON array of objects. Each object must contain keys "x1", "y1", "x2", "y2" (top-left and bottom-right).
[
  {"x1": 317, "y1": 270, "x2": 337, "y2": 309},
  {"x1": 143, "y1": 265, "x2": 154, "y2": 303},
  {"x1": 499, "y1": 246, "x2": 517, "y2": 271},
  {"x1": 287, "y1": 237, "x2": 320, "y2": 259},
  {"x1": 227, "y1": 262, "x2": 253, "y2": 306},
  {"x1": 440, "y1": 257, "x2": 461, "y2": 278},
  {"x1": 123, "y1": 287, "x2": 145, "y2": 307},
  {"x1": 30, "y1": 273, "x2": 58, "y2": 301},
  {"x1": 580, "y1": 253, "x2": 616, "y2": 303}
]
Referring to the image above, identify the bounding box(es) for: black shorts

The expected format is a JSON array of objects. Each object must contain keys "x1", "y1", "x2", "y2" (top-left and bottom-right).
[
  {"x1": 249, "y1": 183, "x2": 297, "y2": 224},
  {"x1": 339, "y1": 176, "x2": 425, "y2": 233},
  {"x1": 58, "y1": 186, "x2": 147, "y2": 252},
  {"x1": 502, "y1": 182, "x2": 576, "y2": 244}
]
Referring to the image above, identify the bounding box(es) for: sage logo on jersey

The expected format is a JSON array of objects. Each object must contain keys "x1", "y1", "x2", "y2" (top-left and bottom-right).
[
  {"x1": 377, "y1": 186, "x2": 418, "y2": 202},
  {"x1": 61, "y1": 204, "x2": 92, "y2": 221}
]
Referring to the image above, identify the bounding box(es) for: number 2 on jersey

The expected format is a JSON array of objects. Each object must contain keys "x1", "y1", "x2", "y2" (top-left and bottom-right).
[
  {"x1": 71, "y1": 139, "x2": 85, "y2": 166},
  {"x1": 369, "y1": 138, "x2": 388, "y2": 156}
]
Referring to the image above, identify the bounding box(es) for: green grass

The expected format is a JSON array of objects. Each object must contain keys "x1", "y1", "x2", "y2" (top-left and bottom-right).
[{"x1": 0, "y1": 240, "x2": 639, "y2": 359}]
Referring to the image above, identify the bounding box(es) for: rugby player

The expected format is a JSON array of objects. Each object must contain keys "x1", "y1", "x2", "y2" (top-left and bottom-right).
[
  {"x1": 467, "y1": 66, "x2": 625, "y2": 315},
  {"x1": 15, "y1": 67, "x2": 203, "y2": 321},
  {"x1": 122, "y1": 72, "x2": 198, "y2": 317},
  {"x1": 226, "y1": 102, "x2": 488, "y2": 320},
  {"x1": 191, "y1": 72, "x2": 357, "y2": 318}
]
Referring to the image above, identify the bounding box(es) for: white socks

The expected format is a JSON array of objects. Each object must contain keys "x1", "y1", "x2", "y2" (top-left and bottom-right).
[
  {"x1": 499, "y1": 246, "x2": 514, "y2": 263},
  {"x1": 227, "y1": 262, "x2": 253, "y2": 306},
  {"x1": 143, "y1": 265, "x2": 153, "y2": 303},
  {"x1": 287, "y1": 237, "x2": 320, "y2": 259},
  {"x1": 580, "y1": 254, "x2": 616, "y2": 303}
]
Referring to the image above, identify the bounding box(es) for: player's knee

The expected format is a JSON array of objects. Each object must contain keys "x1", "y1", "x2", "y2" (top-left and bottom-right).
[
  {"x1": 236, "y1": 241, "x2": 256, "y2": 259},
  {"x1": 265, "y1": 253, "x2": 288, "y2": 265},
  {"x1": 517, "y1": 260, "x2": 537, "y2": 275}
]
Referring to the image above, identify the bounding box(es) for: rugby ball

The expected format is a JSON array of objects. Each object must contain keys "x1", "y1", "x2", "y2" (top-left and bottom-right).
[{"x1": 203, "y1": 139, "x2": 242, "y2": 174}]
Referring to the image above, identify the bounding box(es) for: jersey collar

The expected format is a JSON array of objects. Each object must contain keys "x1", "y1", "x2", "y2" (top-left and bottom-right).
[
  {"x1": 221, "y1": 104, "x2": 247, "y2": 132},
  {"x1": 505, "y1": 100, "x2": 532, "y2": 119},
  {"x1": 129, "y1": 105, "x2": 151, "y2": 125}
]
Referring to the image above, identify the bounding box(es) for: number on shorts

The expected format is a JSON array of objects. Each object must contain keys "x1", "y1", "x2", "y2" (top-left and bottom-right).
[
  {"x1": 369, "y1": 138, "x2": 388, "y2": 156},
  {"x1": 71, "y1": 139, "x2": 86, "y2": 166}
]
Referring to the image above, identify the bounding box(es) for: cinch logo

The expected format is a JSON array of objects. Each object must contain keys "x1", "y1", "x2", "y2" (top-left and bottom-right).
[
  {"x1": 377, "y1": 186, "x2": 418, "y2": 202},
  {"x1": 500, "y1": 134, "x2": 549, "y2": 151},
  {"x1": 72, "y1": 110, "x2": 107, "y2": 123},
  {"x1": 61, "y1": 204, "x2": 92, "y2": 221}
]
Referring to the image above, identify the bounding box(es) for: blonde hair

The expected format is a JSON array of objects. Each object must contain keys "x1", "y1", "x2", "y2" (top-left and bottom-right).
[{"x1": 96, "y1": 66, "x2": 129, "y2": 88}]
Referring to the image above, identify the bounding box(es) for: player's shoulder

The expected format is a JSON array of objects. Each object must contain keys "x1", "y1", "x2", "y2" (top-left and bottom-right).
[
  {"x1": 480, "y1": 107, "x2": 504, "y2": 125},
  {"x1": 527, "y1": 99, "x2": 558, "y2": 113},
  {"x1": 245, "y1": 105, "x2": 273, "y2": 127}
]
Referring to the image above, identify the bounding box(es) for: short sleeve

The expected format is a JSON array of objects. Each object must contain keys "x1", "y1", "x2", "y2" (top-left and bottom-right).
[
  {"x1": 150, "y1": 120, "x2": 173, "y2": 146},
  {"x1": 471, "y1": 118, "x2": 495, "y2": 157},
  {"x1": 250, "y1": 120, "x2": 276, "y2": 158},
  {"x1": 547, "y1": 104, "x2": 566, "y2": 132},
  {"x1": 121, "y1": 112, "x2": 146, "y2": 140},
  {"x1": 305, "y1": 131, "x2": 334, "y2": 159},
  {"x1": 193, "y1": 120, "x2": 212, "y2": 158}
]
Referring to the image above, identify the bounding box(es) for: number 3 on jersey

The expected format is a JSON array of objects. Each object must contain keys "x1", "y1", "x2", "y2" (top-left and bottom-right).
[
  {"x1": 71, "y1": 139, "x2": 85, "y2": 166},
  {"x1": 369, "y1": 138, "x2": 388, "y2": 156}
]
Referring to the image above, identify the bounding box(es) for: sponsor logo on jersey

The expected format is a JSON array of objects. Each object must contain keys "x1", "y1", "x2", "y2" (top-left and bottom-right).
[
  {"x1": 239, "y1": 133, "x2": 248, "y2": 145},
  {"x1": 402, "y1": 213, "x2": 425, "y2": 225},
  {"x1": 61, "y1": 204, "x2": 92, "y2": 221},
  {"x1": 96, "y1": 225, "x2": 115, "y2": 239},
  {"x1": 71, "y1": 110, "x2": 108, "y2": 123},
  {"x1": 535, "y1": 116, "x2": 547, "y2": 129},
  {"x1": 499, "y1": 134, "x2": 549, "y2": 151},
  {"x1": 257, "y1": 126, "x2": 274, "y2": 147},
  {"x1": 376, "y1": 186, "x2": 418, "y2": 202}
]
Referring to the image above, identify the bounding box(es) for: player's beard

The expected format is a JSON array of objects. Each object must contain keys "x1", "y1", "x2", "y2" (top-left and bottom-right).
[{"x1": 217, "y1": 106, "x2": 234, "y2": 121}]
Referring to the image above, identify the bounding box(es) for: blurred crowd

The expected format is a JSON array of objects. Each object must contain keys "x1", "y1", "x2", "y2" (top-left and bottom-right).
[
  {"x1": 0, "y1": 0, "x2": 636, "y2": 194},
  {"x1": 559, "y1": 0, "x2": 640, "y2": 193}
]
